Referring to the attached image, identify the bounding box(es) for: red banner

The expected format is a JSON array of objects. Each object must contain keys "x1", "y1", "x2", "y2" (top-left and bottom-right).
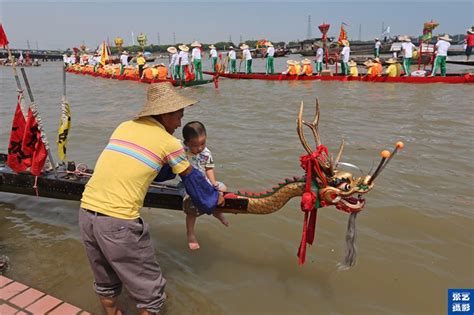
[
  {"x1": 338, "y1": 25, "x2": 348, "y2": 45},
  {"x1": 21, "y1": 109, "x2": 47, "y2": 176},
  {"x1": 7, "y1": 95, "x2": 31, "y2": 173},
  {"x1": 0, "y1": 24, "x2": 9, "y2": 47}
]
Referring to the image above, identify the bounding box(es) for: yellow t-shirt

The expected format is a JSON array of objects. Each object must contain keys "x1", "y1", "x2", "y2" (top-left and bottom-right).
[
  {"x1": 137, "y1": 56, "x2": 146, "y2": 65},
  {"x1": 80, "y1": 117, "x2": 190, "y2": 219},
  {"x1": 386, "y1": 64, "x2": 401, "y2": 77},
  {"x1": 350, "y1": 66, "x2": 358, "y2": 77}
]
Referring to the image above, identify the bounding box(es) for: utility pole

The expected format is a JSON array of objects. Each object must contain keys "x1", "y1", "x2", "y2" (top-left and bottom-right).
[
  {"x1": 27, "y1": 40, "x2": 31, "y2": 50},
  {"x1": 131, "y1": 32, "x2": 135, "y2": 46},
  {"x1": 239, "y1": 34, "x2": 243, "y2": 44},
  {"x1": 229, "y1": 34, "x2": 232, "y2": 43},
  {"x1": 358, "y1": 24, "x2": 362, "y2": 41},
  {"x1": 307, "y1": 15, "x2": 312, "y2": 39}
]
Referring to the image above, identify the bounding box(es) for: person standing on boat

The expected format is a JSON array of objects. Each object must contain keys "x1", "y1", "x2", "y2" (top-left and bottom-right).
[
  {"x1": 191, "y1": 41, "x2": 203, "y2": 80},
  {"x1": 240, "y1": 44, "x2": 253, "y2": 74},
  {"x1": 374, "y1": 38, "x2": 382, "y2": 58},
  {"x1": 178, "y1": 44, "x2": 191, "y2": 81},
  {"x1": 430, "y1": 34, "x2": 451, "y2": 77},
  {"x1": 265, "y1": 41, "x2": 275, "y2": 75},
  {"x1": 401, "y1": 36, "x2": 416, "y2": 76},
  {"x1": 315, "y1": 43, "x2": 324, "y2": 75},
  {"x1": 136, "y1": 52, "x2": 146, "y2": 78},
  {"x1": 465, "y1": 27, "x2": 474, "y2": 61},
  {"x1": 167, "y1": 46, "x2": 178, "y2": 79},
  {"x1": 209, "y1": 44, "x2": 218, "y2": 72},
  {"x1": 228, "y1": 46, "x2": 237, "y2": 73},
  {"x1": 119, "y1": 51, "x2": 129, "y2": 75},
  {"x1": 340, "y1": 40, "x2": 351, "y2": 75},
  {"x1": 79, "y1": 83, "x2": 225, "y2": 315}
]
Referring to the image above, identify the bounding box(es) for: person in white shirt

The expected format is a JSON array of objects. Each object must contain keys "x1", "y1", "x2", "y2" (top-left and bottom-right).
[
  {"x1": 228, "y1": 46, "x2": 237, "y2": 73},
  {"x1": 374, "y1": 38, "x2": 382, "y2": 58},
  {"x1": 167, "y1": 46, "x2": 178, "y2": 79},
  {"x1": 430, "y1": 34, "x2": 451, "y2": 77},
  {"x1": 178, "y1": 44, "x2": 190, "y2": 81},
  {"x1": 209, "y1": 44, "x2": 218, "y2": 72},
  {"x1": 315, "y1": 43, "x2": 324, "y2": 74},
  {"x1": 240, "y1": 44, "x2": 252, "y2": 74},
  {"x1": 190, "y1": 41, "x2": 203, "y2": 80},
  {"x1": 265, "y1": 41, "x2": 275, "y2": 74},
  {"x1": 119, "y1": 50, "x2": 129, "y2": 75},
  {"x1": 340, "y1": 40, "x2": 351, "y2": 75},
  {"x1": 401, "y1": 36, "x2": 417, "y2": 76}
]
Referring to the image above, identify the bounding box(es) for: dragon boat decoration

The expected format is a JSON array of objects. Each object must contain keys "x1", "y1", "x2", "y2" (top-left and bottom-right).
[{"x1": 1, "y1": 99, "x2": 403, "y2": 268}]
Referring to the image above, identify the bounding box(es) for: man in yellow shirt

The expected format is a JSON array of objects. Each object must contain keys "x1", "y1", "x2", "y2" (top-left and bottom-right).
[
  {"x1": 79, "y1": 83, "x2": 224, "y2": 315},
  {"x1": 136, "y1": 52, "x2": 146, "y2": 78},
  {"x1": 385, "y1": 58, "x2": 401, "y2": 77},
  {"x1": 348, "y1": 60, "x2": 358, "y2": 77}
]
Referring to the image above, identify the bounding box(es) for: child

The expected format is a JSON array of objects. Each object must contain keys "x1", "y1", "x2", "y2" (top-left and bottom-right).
[{"x1": 182, "y1": 121, "x2": 228, "y2": 250}]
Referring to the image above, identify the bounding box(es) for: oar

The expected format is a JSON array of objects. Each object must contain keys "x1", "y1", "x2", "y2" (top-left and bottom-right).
[{"x1": 20, "y1": 68, "x2": 58, "y2": 178}]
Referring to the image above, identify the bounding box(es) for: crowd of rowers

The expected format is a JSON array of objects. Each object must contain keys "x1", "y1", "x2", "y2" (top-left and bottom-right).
[{"x1": 64, "y1": 33, "x2": 454, "y2": 81}]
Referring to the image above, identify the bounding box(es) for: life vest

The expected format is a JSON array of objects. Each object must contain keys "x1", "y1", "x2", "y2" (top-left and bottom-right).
[
  {"x1": 375, "y1": 63, "x2": 383, "y2": 76},
  {"x1": 304, "y1": 64, "x2": 313, "y2": 76},
  {"x1": 288, "y1": 65, "x2": 298, "y2": 75},
  {"x1": 143, "y1": 68, "x2": 155, "y2": 80},
  {"x1": 157, "y1": 67, "x2": 168, "y2": 80}
]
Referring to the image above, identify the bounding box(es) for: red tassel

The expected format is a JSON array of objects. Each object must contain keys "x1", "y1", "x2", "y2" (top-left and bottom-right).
[{"x1": 301, "y1": 191, "x2": 316, "y2": 212}]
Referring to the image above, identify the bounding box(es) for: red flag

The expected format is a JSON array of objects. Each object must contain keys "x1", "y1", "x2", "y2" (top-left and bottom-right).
[
  {"x1": 7, "y1": 94, "x2": 31, "y2": 173},
  {"x1": 338, "y1": 24, "x2": 348, "y2": 45},
  {"x1": 0, "y1": 24, "x2": 9, "y2": 47},
  {"x1": 21, "y1": 109, "x2": 47, "y2": 176}
]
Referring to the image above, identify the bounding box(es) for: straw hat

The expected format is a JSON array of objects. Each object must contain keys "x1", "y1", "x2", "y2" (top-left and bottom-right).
[
  {"x1": 286, "y1": 60, "x2": 296, "y2": 65},
  {"x1": 167, "y1": 46, "x2": 177, "y2": 54},
  {"x1": 375, "y1": 38, "x2": 379, "y2": 41},
  {"x1": 404, "y1": 36, "x2": 412, "y2": 42},
  {"x1": 136, "y1": 83, "x2": 198, "y2": 118},
  {"x1": 122, "y1": 50, "x2": 129, "y2": 55},
  {"x1": 397, "y1": 35, "x2": 405, "y2": 42},
  {"x1": 374, "y1": 57, "x2": 381, "y2": 63},
  {"x1": 438, "y1": 34, "x2": 452, "y2": 42},
  {"x1": 385, "y1": 58, "x2": 398, "y2": 64},
  {"x1": 467, "y1": 27, "x2": 474, "y2": 34},
  {"x1": 301, "y1": 58, "x2": 311, "y2": 65},
  {"x1": 191, "y1": 41, "x2": 202, "y2": 47},
  {"x1": 209, "y1": 44, "x2": 216, "y2": 49},
  {"x1": 341, "y1": 40, "x2": 350, "y2": 47},
  {"x1": 229, "y1": 46, "x2": 234, "y2": 49},
  {"x1": 179, "y1": 44, "x2": 189, "y2": 52},
  {"x1": 266, "y1": 41, "x2": 273, "y2": 47},
  {"x1": 240, "y1": 44, "x2": 249, "y2": 50},
  {"x1": 363, "y1": 59, "x2": 373, "y2": 67},
  {"x1": 348, "y1": 60, "x2": 357, "y2": 67}
]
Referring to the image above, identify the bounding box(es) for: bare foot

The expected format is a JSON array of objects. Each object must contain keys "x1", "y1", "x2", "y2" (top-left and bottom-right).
[
  {"x1": 187, "y1": 234, "x2": 200, "y2": 250},
  {"x1": 213, "y1": 212, "x2": 229, "y2": 227}
]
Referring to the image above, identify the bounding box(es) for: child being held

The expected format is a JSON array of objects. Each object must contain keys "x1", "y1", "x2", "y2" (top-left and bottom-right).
[{"x1": 182, "y1": 121, "x2": 228, "y2": 250}]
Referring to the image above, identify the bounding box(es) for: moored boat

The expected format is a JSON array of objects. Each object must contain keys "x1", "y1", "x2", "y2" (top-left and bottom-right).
[{"x1": 203, "y1": 71, "x2": 474, "y2": 84}]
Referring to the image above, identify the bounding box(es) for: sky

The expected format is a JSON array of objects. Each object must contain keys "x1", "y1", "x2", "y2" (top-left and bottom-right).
[{"x1": 1, "y1": 0, "x2": 473, "y2": 50}]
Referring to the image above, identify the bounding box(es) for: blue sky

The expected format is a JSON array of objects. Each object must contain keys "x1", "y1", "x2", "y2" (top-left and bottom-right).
[{"x1": 1, "y1": 1, "x2": 473, "y2": 50}]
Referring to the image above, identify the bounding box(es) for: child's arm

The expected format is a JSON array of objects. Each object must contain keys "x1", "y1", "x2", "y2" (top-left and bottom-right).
[{"x1": 205, "y1": 167, "x2": 218, "y2": 187}]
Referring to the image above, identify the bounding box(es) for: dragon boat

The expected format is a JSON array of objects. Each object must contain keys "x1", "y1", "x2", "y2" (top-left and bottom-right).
[
  {"x1": 66, "y1": 67, "x2": 217, "y2": 87},
  {"x1": 203, "y1": 71, "x2": 474, "y2": 84},
  {"x1": 1, "y1": 100, "x2": 403, "y2": 266}
]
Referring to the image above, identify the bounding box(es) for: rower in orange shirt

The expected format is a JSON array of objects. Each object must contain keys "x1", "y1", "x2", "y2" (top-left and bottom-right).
[{"x1": 299, "y1": 59, "x2": 313, "y2": 76}]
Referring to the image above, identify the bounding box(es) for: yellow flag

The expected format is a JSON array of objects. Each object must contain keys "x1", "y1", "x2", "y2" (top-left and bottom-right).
[
  {"x1": 100, "y1": 41, "x2": 108, "y2": 66},
  {"x1": 57, "y1": 101, "x2": 71, "y2": 161}
]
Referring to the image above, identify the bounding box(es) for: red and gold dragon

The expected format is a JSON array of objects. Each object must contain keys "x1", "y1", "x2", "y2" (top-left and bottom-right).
[{"x1": 215, "y1": 99, "x2": 403, "y2": 267}]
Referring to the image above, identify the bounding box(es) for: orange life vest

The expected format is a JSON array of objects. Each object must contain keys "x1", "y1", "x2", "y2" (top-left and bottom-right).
[
  {"x1": 157, "y1": 67, "x2": 168, "y2": 80},
  {"x1": 143, "y1": 68, "x2": 154, "y2": 80},
  {"x1": 303, "y1": 64, "x2": 313, "y2": 76},
  {"x1": 288, "y1": 65, "x2": 298, "y2": 75}
]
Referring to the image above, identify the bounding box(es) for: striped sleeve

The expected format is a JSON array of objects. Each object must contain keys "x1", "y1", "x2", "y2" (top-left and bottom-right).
[{"x1": 164, "y1": 138, "x2": 190, "y2": 174}]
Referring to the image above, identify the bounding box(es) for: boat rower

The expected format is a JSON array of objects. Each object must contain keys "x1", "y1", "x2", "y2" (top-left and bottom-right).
[
  {"x1": 265, "y1": 41, "x2": 275, "y2": 75},
  {"x1": 240, "y1": 44, "x2": 253, "y2": 74}
]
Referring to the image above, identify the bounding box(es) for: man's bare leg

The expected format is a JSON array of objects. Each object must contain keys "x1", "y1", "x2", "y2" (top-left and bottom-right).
[
  {"x1": 99, "y1": 296, "x2": 123, "y2": 315},
  {"x1": 186, "y1": 214, "x2": 200, "y2": 250}
]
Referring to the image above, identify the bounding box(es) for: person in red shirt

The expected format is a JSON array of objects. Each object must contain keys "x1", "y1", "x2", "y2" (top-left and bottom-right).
[{"x1": 466, "y1": 27, "x2": 474, "y2": 61}]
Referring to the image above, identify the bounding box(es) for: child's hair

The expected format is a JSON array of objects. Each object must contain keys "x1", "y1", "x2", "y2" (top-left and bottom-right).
[{"x1": 182, "y1": 121, "x2": 207, "y2": 142}]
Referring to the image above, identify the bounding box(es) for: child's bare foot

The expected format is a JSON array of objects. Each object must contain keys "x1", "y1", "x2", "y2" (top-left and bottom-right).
[
  {"x1": 187, "y1": 234, "x2": 200, "y2": 250},
  {"x1": 213, "y1": 212, "x2": 229, "y2": 227}
]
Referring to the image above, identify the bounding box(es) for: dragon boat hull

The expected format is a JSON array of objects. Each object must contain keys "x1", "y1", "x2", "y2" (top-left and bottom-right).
[
  {"x1": 203, "y1": 71, "x2": 474, "y2": 84},
  {"x1": 66, "y1": 68, "x2": 216, "y2": 87}
]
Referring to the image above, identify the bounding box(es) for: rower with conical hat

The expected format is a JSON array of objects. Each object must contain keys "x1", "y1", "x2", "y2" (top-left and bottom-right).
[
  {"x1": 348, "y1": 59, "x2": 358, "y2": 77},
  {"x1": 167, "y1": 46, "x2": 178, "y2": 79},
  {"x1": 340, "y1": 39, "x2": 350, "y2": 76},
  {"x1": 430, "y1": 34, "x2": 451, "y2": 77},
  {"x1": 227, "y1": 46, "x2": 237, "y2": 73},
  {"x1": 298, "y1": 58, "x2": 313, "y2": 76},
  {"x1": 401, "y1": 36, "x2": 417, "y2": 76},
  {"x1": 178, "y1": 44, "x2": 190, "y2": 81},
  {"x1": 265, "y1": 41, "x2": 275, "y2": 75},
  {"x1": 240, "y1": 44, "x2": 253, "y2": 74},
  {"x1": 191, "y1": 41, "x2": 203, "y2": 80},
  {"x1": 209, "y1": 44, "x2": 218, "y2": 72},
  {"x1": 384, "y1": 57, "x2": 401, "y2": 77},
  {"x1": 315, "y1": 42, "x2": 324, "y2": 75}
]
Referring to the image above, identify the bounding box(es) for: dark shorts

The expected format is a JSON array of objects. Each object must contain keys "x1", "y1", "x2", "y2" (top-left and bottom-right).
[
  {"x1": 466, "y1": 46, "x2": 473, "y2": 57},
  {"x1": 79, "y1": 208, "x2": 166, "y2": 312}
]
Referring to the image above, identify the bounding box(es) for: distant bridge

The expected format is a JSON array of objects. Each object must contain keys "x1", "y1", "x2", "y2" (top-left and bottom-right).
[{"x1": 0, "y1": 48, "x2": 64, "y2": 61}]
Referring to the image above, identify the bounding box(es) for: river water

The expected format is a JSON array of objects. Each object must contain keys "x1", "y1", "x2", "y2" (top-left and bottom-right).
[{"x1": 0, "y1": 58, "x2": 473, "y2": 315}]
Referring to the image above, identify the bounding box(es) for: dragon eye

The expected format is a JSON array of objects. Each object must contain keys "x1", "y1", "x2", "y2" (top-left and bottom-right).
[{"x1": 338, "y1": 183, "x2": 351, "y2": 191}]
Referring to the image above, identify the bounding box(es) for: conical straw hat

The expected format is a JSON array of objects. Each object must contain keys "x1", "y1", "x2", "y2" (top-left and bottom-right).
[
  {"x1": 167, "y1": 47, "x2": 177, "y2": 53},
  {"x1": 136, "y1": 83, "x2": 198, "y2": 118}
]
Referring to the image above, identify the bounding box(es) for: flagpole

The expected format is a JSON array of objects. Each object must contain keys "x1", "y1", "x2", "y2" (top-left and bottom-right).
[
  {"x1": 63, "y1": 63, "x2": 67, "y2": 101},
  {"x1": 20, "y1": 68, "x2": 58, "y2": 178}
]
